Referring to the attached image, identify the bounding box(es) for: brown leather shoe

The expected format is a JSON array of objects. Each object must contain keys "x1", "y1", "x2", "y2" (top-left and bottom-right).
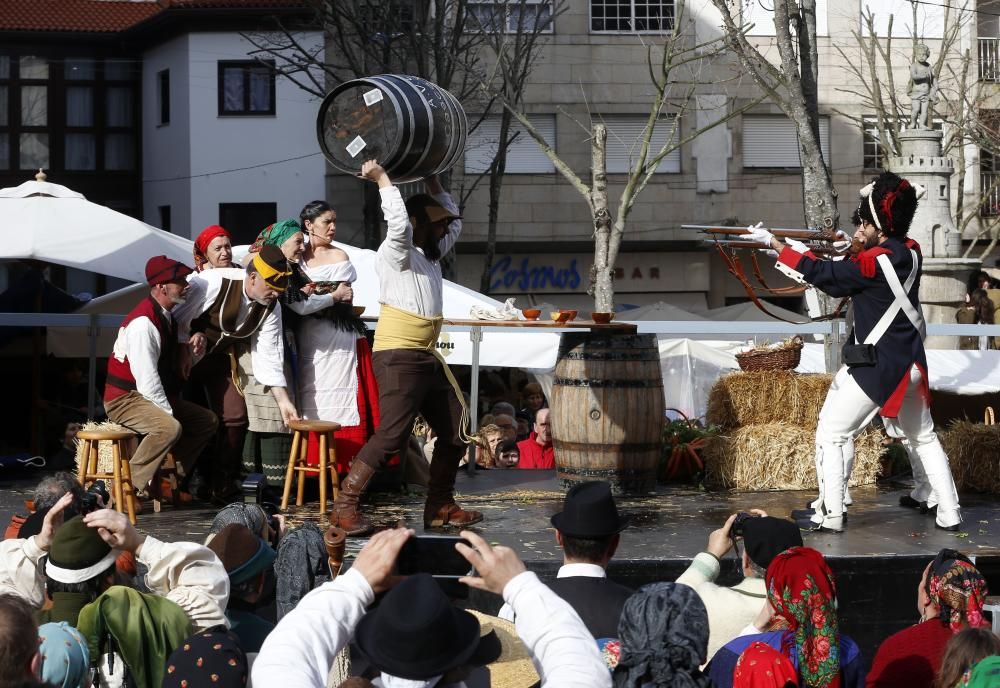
[
  {"x1": 424, "y1": 502, "x2": 484, "y2": 529},
  {"x1": 329, "y1": 461, "x2": 377, "y2": 536}
]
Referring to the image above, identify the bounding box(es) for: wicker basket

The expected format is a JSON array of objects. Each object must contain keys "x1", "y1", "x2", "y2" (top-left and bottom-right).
[{"x1": 735, "y1": 336, "x2": 803, "y2": 372}]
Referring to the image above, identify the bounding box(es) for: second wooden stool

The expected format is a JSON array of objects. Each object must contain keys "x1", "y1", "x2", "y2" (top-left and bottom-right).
[
  {"x1": 281, "y1": 419, "x2": 341, "y2": 514},
  {"x1": 76, "y1": 429, "x2": 138, "y2": 524}
]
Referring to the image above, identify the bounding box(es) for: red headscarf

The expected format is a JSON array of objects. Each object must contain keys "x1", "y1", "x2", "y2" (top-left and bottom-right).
[
  {"x1": 766, "y1": 547, "x2": 841, "y2": 688},
  {"x1": 734, "y1": 641, "x2": 799, "y2": 688},
  {"x1": 193, "y1": 224, "x2": 231, "y2": 271}
]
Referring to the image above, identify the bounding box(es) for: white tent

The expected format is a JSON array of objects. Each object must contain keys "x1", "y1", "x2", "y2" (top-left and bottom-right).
[
  {"x1": 0, "y1": 178, "x2": 192, "y2": 283},
  {"x1": 619, "y1": 301, "x2": 707, "y2": 321},
  {"x1": 702, "y1": 300, "x2": 806, "y2": 323}
]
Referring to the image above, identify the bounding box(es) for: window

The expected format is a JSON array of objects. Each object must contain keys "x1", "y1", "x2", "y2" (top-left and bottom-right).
[
  {"x1": 862, "y1": 115, "x2": 941, "y2": 169},
  {"x1": 464, "y1": 114, "x2": 555, "y2": 174},
  {"x1": 599, "y1": 114, "x2": 680, "y2": 173},
  {"x1": 218, "y1": 61, "x2": 275, "y2": 116},
  {"x1": 158, "y1": 70, "x2": 170, "y2": 125},
  {"x1": 219, "y1": 202, "x2": 278, "y2": 245},
  {"x1": 467, "y1": 1, "x2": 554, "y2": 33},
  {"x1": 591, "y1": 0, "x2": 674, "y2": 32},
  {"x1": 742, "y1": 115, "x2": 830, "y2": 168},
  {"x1": 159, "y1": 205, "x2": 172, "y2": 233}
]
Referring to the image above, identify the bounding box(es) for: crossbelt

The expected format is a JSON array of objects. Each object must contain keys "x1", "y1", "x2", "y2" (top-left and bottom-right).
[{"x1": 860, "y1": 249, "x2": 926, "y2": 346}]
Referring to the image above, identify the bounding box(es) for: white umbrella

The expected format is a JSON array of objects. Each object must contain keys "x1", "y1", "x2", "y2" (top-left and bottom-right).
[{"x1": 0, "y1": 175, "x2": 193, "y2": 283}]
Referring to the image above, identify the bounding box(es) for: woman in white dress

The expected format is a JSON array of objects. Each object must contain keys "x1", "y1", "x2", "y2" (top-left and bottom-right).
[{"x1": 297, "y1": 201, "x2": 383, "y2": 473}]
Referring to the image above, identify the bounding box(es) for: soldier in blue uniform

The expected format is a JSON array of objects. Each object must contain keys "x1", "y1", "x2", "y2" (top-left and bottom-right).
[{"x1": 747, "y1": 171, "x2": 961, "y2": 533}]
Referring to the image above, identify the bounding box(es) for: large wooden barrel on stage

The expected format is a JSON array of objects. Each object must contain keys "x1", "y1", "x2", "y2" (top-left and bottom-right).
[
  {"x1": 552, "y1": 333, "x2": 665, "y2": 495},
  {"x1": 316, "y1": 74, "x2": 467, "y2": 182}
]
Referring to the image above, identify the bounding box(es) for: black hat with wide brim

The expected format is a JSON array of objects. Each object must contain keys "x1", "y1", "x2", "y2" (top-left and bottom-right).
[
  {"x1": 355, "y1": 573, "x2": 481, "y2": 680},
  {"x1": 550, "y1": 480, "x2": 629, "y2": 538}
]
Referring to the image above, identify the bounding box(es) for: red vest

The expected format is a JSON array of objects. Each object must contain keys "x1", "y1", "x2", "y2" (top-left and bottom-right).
[{"x1": 104, "y1": 296, "x2": 179, "y2": 404}]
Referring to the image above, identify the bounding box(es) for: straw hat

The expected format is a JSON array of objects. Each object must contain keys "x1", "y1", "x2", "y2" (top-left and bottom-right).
[{"x1": 467, "y1": 610, "x2": 540, "y2": 688}]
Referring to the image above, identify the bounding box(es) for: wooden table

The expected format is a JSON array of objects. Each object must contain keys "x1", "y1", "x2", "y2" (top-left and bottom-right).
[{"x1": 360, "y1": 316, "x2": 638, "y2": 471}]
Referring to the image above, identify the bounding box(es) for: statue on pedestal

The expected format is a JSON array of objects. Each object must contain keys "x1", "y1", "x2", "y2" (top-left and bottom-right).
[{"x1": 909, "y1": 44, "x2": 937, "y2": 129}]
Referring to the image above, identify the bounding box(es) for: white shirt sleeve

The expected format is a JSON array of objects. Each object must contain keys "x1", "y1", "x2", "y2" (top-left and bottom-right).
[
  {"x1": 253, "y1": 567, "x2": 373, "y2": 687},
  {"x1": 432, "y1": 191, "x2": 461, "y2": 256},
  {"x1": 0, "y1": 536, "x2": 46, "y2": 608},
  {"x1": 121, "y1": 316, "x2": 172, "y2": 414},
  {"x1": 378, "y1": 185, "x2": 413, "y2": 271},
  {"x1": 504, "y1": 571, "x2": 612, "y2": 688},
  {"x1": 286, "y1": 293, "x2": 336, "y2": 316},
  {"x1": 675, "y1": 552, "x2": 721, "y2": 589},
  {"x1": 250, "y1": 307, "x2": 286, "y2": 388},
  {"x1": 172, "y1": 275, "x2": 211, "y2": 344},
  {"x1": 138, "y1": 535, "x2": 230, "y2": 633}
]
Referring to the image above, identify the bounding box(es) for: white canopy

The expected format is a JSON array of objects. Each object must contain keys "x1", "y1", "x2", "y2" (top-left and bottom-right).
[
  {"x1": 701, "y1": 300, "x2": 805, "y2": 322},
  {"x1": 0, "y1": 178, "x2": 192, "y2": 284},
  {"x1": 619, "y1": 301, "x2": 707, "y2": 321}
]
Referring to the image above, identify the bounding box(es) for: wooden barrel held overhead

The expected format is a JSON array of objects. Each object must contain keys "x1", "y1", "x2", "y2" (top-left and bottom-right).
[
  {"x1": 316, "y1": 74, "x2": 467, "y2": 183},
  {"x1": 551, "y1": 333, "x2": 665, "y2": 495}
]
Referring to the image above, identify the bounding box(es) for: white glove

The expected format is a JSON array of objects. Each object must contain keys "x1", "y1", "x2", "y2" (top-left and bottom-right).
[
  {"x1": 785, "y1": 238, "x2": 808, "y2": 254},
  {"x1": 832, "y1": 229, "x2": 851, "y2": 253},
  {"x1": 745, "y1": 222, "x2": 773, "y2": 247}
]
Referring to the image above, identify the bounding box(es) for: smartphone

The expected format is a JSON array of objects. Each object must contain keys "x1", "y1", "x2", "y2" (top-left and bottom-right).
[{"x1": 397, "y1": 535, "x2": 473, "y2": 579}]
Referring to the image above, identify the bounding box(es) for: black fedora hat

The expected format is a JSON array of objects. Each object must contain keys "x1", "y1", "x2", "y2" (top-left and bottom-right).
[
  {"x1": 355, "y1": 574, "x2": 481, "y2": 680},
  {"x1": 550, "y1": 481, "x2": 629, "y2": 538}
]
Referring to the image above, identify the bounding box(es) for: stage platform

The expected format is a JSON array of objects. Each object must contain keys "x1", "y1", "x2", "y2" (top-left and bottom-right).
[{"x1": 2, "y1": 469, "x2": 998, "y2": 661}]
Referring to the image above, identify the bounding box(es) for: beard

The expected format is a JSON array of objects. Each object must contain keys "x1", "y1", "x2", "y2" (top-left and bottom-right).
[
  {"x1": 419, "y1": 234, "x2": 442, "y2": 261},
  {"x1": 863, "y1": 233, "x2": 881, "y2": 250}
]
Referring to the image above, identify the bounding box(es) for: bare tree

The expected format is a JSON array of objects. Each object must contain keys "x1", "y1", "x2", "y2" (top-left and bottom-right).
[{"x1": 492, "y1": 0, "x2": 760, "y2": 310}]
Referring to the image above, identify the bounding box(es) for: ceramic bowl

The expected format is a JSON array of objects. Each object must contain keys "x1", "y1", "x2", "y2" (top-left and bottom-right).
[
  {"x1": 591, "y1": 311, "x2": 614, "y2": 324},
  {"x1": 551, "y1": 311, "x2": 572, "y2": 323},
  {"x1": 522, "y1": 308, "x2": 541, "y2": 321},
  {"x1": 560, "y1": 309, "x2": 578, "y2": 321}
]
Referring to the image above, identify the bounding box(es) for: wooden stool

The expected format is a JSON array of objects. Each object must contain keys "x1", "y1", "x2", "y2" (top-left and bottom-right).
[
  {"x1": 76, "y1": 429, "x2": 138, "y2": 525},
  {"x1": 151, "y1": 453, "x2": 181, "y2": 513},
  {"x1": 281, "y1": 420, "x2": 341, "y2": 515}
]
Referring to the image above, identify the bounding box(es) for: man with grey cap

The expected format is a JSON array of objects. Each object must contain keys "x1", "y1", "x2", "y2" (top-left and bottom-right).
[{"x1": 676, "y1": 511, "x2": 803, "y2": 660}]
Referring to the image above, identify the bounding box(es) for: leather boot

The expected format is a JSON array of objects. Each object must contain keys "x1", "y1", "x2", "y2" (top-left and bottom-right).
[
  {"x1": 330, "y1": 461, "x2": 377, "y2": 536},
  {"x1": 424, "y1": 445, "x2": 483, "y2": 529}
]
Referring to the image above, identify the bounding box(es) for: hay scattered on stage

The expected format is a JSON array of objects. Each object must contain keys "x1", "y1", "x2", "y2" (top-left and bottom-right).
[
  {"x1": 706, "y1": 371, "x2": 833, "y2": 431},
  {"x1": 939, "y1": 420, "x2": 1000, "y2": 493},
  {"x1": 702, "y1": 422, "x2": 883, "y2": 491},
  {"x1": 74, "y1": 420, "x2": 133, "y2": 477}
]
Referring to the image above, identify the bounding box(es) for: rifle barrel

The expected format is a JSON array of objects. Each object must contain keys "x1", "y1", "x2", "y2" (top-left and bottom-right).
[{"x1": 682, "y1": 224, "x2": 829, "y2": 240}]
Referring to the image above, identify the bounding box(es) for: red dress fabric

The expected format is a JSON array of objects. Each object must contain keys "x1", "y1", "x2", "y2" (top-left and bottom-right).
[
  {"x1": 865, "y1": 620, "x2": 952, "y2": 688},
  {"x1": 517, "y1": 438, "x2": 555, "y2": 469},
  {"x1": 306, "y1": 338, "x2": 397, "y2": 473}
]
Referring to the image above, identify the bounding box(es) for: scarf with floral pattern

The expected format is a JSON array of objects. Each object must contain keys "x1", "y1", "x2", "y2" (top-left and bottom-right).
[
  {"x1": 733, "y1": 640, "x2": 799, "y2": 688},
  {"x1": 926, "y1": 548, "x2": 989, "y2": 632},
  {"x1": 766, "y1": 546, "x2": 840, "y2": 688},
  {"x1": 249, "y1": 219, "x2": 302, "y2": 253}
]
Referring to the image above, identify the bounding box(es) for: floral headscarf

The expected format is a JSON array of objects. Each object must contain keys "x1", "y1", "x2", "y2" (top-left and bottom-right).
[
  {"x1": 734, "y1": 641, "x2": 799, "y2": 688},
  {"x1": 249, "y1": 219, "x2": 302, "y2": 253},
  {"x1": 163, "y1": 626, "x2": 248, "y2": 688},
  {"x1": 612, "y1": 582, "x2": 711, "y2": 688},
  {"x1": 926, "y1": 549, "x2": 989, "y2": 632},
  {"x1": 193, "y1": 224, "x2": 231, "y2": 271},
  {"x1": 766, "y1": 546, "x2": 841, "y2": 688}
]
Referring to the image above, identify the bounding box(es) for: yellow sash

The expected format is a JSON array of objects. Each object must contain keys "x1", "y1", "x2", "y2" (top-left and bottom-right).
[{"x1": 373, "y1": 304, "x2": 474, "y2": 444}]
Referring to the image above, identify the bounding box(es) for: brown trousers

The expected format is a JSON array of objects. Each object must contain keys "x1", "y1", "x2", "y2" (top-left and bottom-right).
[
  {"x1": 354, "y1": 349, "x2": 466, "y2": 504},
  {"x1": 104, "y1": 391, "x2": 218, "y2": 491}
]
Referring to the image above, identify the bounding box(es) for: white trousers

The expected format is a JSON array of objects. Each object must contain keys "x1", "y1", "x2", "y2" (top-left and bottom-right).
[{"x1": 815, "y1": 365, "x2": 961, "y2": 528}]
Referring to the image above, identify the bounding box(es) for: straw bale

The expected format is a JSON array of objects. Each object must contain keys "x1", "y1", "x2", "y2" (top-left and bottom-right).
[
  {"x1": 706, "y1": 371, "x2": 833, "y2": 430},
  {"x1": 74, "y1": 420, "x2": 135, "y2": 477},
  {"x1": 939, "y1": 421, "x2": 1000, "y2": 493},
  {"x1": 702, "y1": 422, "x2": 883, "y2": 491}
]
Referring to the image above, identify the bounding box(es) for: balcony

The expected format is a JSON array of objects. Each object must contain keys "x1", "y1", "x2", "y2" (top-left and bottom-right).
[
  {"x1": 982, "y1": 171, "x2": 1000, "y2": 216},
  {"x1": 981, "y1": 37, "x2": 1000, "y2": 81}
]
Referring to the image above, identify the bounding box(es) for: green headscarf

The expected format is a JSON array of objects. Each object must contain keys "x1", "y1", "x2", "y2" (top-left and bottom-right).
[
  {"x1": 961, "y1": 656, "x2": 1000, "y2": 688},
  {"x1": 250, "y1": 219, "x2": 302, "y2": 252},
  {"x1": 77, "y1": 586, "x2": 192, "y2": 688}
]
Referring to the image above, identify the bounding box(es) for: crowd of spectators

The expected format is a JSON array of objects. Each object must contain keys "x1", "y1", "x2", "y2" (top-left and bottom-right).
[{"x1": 0, "y1": 473, "x2": 997, "y2": 688}]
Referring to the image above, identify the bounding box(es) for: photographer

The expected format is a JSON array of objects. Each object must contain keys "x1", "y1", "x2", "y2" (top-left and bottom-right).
[
  {"x1": 253, "y1": 529, "x2": 610, "y2": 687},
  {"x1": 676, "y1": 511, "x2": 802, "y2": 661},
  {"x1": 38, "y1": 508, "x2": 228, "y2": 630},
  {"x1": 0, "y1": 493, "x2": 74, "y2": 607}
]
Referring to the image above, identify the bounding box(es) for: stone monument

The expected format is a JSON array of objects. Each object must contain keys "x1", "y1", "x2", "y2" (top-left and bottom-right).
[{"x1": 887, "y1": 45, "x2": 979, "y2": 348}]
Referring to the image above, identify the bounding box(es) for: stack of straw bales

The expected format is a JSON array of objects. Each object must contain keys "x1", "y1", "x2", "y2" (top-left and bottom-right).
[
  {"x1": 939, "y1": 420, "x2": 1000, "y2": 493},
  {"x1": 702, "y1": 370, "x2": 883, "y2": 491}
]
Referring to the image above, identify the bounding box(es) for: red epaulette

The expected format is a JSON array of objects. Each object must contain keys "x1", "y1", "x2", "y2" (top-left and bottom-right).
[
  {"x1": 904, "y1": 238, "x2": 922, "y2": 255},
  {"x1": 857, "y1": 246, "x2": 892, "y2": 278}
]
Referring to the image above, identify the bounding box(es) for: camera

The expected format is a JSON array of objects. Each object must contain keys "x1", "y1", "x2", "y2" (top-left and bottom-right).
[
  {"x1": 241, "y1": 473, "x2": 267, "y2": 505},
  {"x1": 731, "y1": 512, "x2": 754, "y2": 538},
  {"x1": 79, "y1": 481, "x2": 110, "y2": 514}
]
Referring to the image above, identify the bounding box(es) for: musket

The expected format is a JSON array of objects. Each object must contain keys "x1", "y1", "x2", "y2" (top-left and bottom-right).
[
  {"x1": 682, "y1": 224, "x2": 837, "y2": 241},
  {"x1": 702, "y1": 239, "x2": 840, "y2": 254}
]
